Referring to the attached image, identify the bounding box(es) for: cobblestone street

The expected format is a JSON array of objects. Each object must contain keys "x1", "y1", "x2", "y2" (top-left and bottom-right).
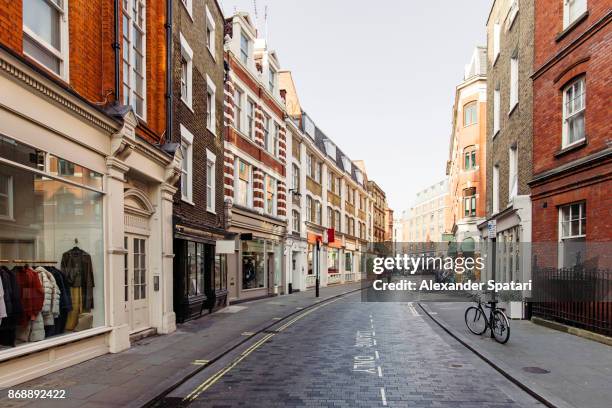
[{"x1": 168, "y1": 292, "x2": 542, "y2": 407}]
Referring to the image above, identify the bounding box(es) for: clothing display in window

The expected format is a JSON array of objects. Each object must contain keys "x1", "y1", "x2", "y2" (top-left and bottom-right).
[
  {"x1": 61, "y1": 247, "x2": 95, "y2": 331},
  {"x1": 15, "y1": 266, "x2": 45, "y2": 342},
  {"x1": 0, "y1": 278, "x2": 6, "y2": 324},
  {"x1": 0, "y1": 267, "x2": 23, "y2": 347}
]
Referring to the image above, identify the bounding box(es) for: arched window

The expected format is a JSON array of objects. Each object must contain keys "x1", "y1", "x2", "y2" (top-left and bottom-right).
[{"x1": 463, "y1": 102, "x2": 477, "y2": 126}]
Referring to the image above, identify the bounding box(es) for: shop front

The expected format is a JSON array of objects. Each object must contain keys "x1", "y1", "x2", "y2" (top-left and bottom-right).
[{"x1": 0, "y1": 51, "x2": 179, "y2": 386}]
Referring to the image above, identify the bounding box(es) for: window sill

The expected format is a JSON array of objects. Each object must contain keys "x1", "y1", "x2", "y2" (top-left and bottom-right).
[
  {"x1": 554, "y1": 138, "x2": 587, "y2": 158},
  {"x1": 493, "y1": 53, "x2": 500, "y2": 67},
  {"x1": 181, "y1": 97, "x2": 194, "y2": 113},
  {"x1": 556, "y1": 11, "x2": 589, "y2": 42},
  {"x1": 206, "y1": 124, "x2": 216, "y2": 134},
  {"x1": 207, "y1": 46, "x2": 216, "y2": 62},
  {"x1": 508, "y1": 102, "x2": 518, "y2": 117},
  {"x1": 207, "y1": 208, "x2": 216, "y2": 215},
  {"x1": 181, "y1": 197, "x2": 195, "y2": 206},
  {"x1": 492, "y1": 129, "x2": 500, "y2": 139}
]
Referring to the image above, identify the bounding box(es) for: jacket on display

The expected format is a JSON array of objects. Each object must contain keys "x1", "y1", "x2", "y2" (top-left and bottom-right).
[
  {"x1": 35, "y1": 267, "x2": 61, "y2": 326},
  {"x1": 0, "y1": 278, "x2": 6, "y2": 324},
  {"x1": 15, "y1": 266, "x2": 44, "y2": 326},
  {"x1": 0, "y1": 267, "x2": 23, "y2": 346},
  {"x1": 61, "y1": 247, "x2": 95, "y2": 310}
]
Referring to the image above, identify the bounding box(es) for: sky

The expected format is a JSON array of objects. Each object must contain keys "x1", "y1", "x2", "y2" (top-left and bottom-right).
[{"x1": 219, "y1": 0, "x2": 491, "y2": 215}]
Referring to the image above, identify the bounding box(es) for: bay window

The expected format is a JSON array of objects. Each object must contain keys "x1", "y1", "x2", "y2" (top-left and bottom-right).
[{"x1": 22, "y1": 0, "x2": 68, "y2": 78}]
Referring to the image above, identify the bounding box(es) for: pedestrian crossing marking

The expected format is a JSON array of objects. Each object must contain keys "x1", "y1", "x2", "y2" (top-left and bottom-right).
[
  {"x1": 241, "y1": 331, "x2": 255, "y2": 336},
  {"x1": 192, "y1": 360, "x2": 210, "y2": 366}
]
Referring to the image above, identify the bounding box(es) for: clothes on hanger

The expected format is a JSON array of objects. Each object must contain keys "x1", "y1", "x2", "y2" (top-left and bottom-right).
[{"x1": 0, "y1": 266, "x2": 23, "y2": 347}]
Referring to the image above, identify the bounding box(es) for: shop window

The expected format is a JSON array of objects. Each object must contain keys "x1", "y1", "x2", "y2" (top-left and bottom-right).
[
  {"x1": 214, "y1": 253, "x2": 227, "y2": 291},
  {"x1": 345, "y1": 252, "x2": 353, "y2": 272},
  {"x1": 186, "y1": 241, "x2": 205, "y2": 296},
  {"x1": 328, "y1": 248, "x2": 339, "y2": 274},
  {"x1": 22, "y1": 0, "x2": 68, "y2": 78},
  {"x1": 559, "y1": 202, "x2": 586, "y2": 268},
  {"x1": 0, "y1": 147, "x2": 104, "y2": 350},
  {"x1": 242, "y1": 240, "x2": 265, "y2": 289}
]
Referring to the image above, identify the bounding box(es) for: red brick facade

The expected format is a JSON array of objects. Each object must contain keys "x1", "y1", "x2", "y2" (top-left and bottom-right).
[{"x1": 531, "y1": 2, "x2": 611, "y2": 267}]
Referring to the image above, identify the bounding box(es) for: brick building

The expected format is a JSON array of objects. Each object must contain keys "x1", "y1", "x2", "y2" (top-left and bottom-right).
[
  {"x1": 530, "y1": 0, "x2": 611, "y2": 268},
  {"x1": 0, "y1": 0, "x2": 180, "y2": 386},
  {"x1": 170, "y1": 0, "x2": 227, "y2": 323},
  {"x1": 478, "y1": 0, "x2": 534, "y2": 290},
  {"x1": 368, "y1": 180, "x2": 387, "y2": 243},
  {"x1": 222, "y1": 13, "x2": 288, "y2": 302},
  {"x1": 447, "y1": 47, "x2": 488, "y2": 248}
]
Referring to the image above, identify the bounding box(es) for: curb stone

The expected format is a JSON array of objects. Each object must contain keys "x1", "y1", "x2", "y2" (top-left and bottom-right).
[{"x1": 418, "y1": 302, "x2": 575, "y2": 408}]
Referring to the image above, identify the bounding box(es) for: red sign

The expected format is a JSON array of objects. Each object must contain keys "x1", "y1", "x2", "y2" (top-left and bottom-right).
[{"x1": 327, "y1": 228, "x2": 335, "y2": 243}]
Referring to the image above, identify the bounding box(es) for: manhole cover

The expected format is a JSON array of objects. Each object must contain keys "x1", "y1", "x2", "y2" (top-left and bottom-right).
[{"x1": 522, "y1": 366, "x2": 550, "y2": 374}]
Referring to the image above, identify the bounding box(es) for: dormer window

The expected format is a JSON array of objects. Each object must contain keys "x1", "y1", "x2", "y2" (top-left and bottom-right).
[
  {"x1": 240, "y1": 30, "x2": 249, "y2": 64},
  {"x1": 323, "y1": 140, "x2": 336, "y2": 158},
  {"x1": 341, "y1": 156, "x2": 352, "y2": 174}
]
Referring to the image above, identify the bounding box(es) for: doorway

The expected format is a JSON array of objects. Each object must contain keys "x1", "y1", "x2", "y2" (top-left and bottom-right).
[{"x1": 124, "y1": 235, "x2": 150, "y2": 332}]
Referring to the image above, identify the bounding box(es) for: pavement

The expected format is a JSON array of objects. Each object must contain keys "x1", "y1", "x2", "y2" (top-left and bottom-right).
[
  {"x1": 165, "y1": 292, "x2": 542, "y2": 407},
  {"x1": 0, "y1": 282, "x2": 363, "y2": 408},
  {"x1": 422, "y1": 301, "x2": 612, "y2": 408}
]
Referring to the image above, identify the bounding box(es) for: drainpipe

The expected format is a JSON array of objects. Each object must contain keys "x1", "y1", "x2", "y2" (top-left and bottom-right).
[
  {"x1": 112, "y1": 0, "x2": 120, "y2": 103},
  {"x1": 165, "y1": 0, "x2": 173, "y2": 143}
]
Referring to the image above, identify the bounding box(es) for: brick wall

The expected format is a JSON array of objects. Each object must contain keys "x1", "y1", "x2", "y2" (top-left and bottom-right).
[{"x1": 0, "y1": 0, "x2": 22, "y2": 53}]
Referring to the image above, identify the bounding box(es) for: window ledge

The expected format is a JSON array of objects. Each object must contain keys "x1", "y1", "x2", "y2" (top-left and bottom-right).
[
  {"x1": 181, "y1": 197, "x2": 195, "y2": 206},
  {"x1": 206, "y1": 124, "x2": 216, "y2": 134},
  {"x1": 554, "y1": 138, "x2": 587, "y2": 157},
  {"x1": 492, "y1": 129, "x2": 500, "y2": 139},
  {"x1": 508, "y1": 102, "x2": 518, "y2": 116},
  {"x1": 493, "y1": 53, "x2": 500, "y2": 66},
  {"x1": 207, "y1": 46, "x2": 216, "y2": 62},
  {"x1": 556, "y1": 11, "x2": 589, "y2": 42},
  {"x1": 207, "y1": 208, "x2": 216, "y2": 215},
  {"x1": 181, "y1": 97, "x2": 194, "y2": 113}
]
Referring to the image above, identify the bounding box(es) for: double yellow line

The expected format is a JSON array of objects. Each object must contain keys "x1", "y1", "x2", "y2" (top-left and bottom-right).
[{"x1": 183, "y1": 297, "x2": 342, "y2": 403}]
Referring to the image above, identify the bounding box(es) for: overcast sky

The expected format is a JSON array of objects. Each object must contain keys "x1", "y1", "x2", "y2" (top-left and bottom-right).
[{"x1": 220, "y1": 0, "x2": 491, "y2": 215}]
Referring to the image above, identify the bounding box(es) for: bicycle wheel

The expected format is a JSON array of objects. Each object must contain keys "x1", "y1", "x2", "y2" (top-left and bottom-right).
[
  {"x1": 492, "y1": 310, "x2": 511, "y2": 344},
  {"x1": 465, "y1": 306, "x2": 487, "y2": 335}
]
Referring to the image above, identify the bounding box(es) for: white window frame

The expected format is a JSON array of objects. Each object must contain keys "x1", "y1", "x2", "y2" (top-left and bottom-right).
[
  {"x1": 246, "y1": 99, "x2": 255, "y2": 139},
  {"x1": 563, "y1": 0, "x2": 587, "y2": 29},
  {"x1": 180, "y1": 0, "x2": 193, "y2": 19},
  {"x1": 22, "y1": 0, "x2": 70, "y2": 80},
  {"x1": 306, "y1": 154, "x2": 313, "y2": 178},
  {"x1": 292, "y1": 164, "x2": 300, "y2": 190},
  {"x1": 306, "y1": 196, "x2": 313, "y2": 223},
  {"x1": 269, "y1": 66, "x2": 276, "y2": 93},
  {"x1": 493, "y1": 88, "x2": 501, "y2": 136},
  {"x1": 180, "y1": 124, "x2": 194, "y2": 204},
  {"x1": 293, "y1": 210, "x2": 300, "y2": 233},
  {"x1": 234, "y1": 87, "x2": 243, "y2": 132},
  {"x1": 562, "y1": 76, "x2": 586, "y2": 148},
  {"x1": 264, "y1": 175, "x2": 277, "y2": 216},
  {"x1": 240, "y1": 30, "x2": 250, "y2": 64},
  {"x1": 206, "y1": 74, "x2": 217, "y2": 133},
  {"x1": 122, "y1": 0, "x2": 147, "y2": 120},
  {"x1": 493, "y1": 23, "x2": 501, "y2": 64},
  {"x1": 180, "y1": 33, "x2": 193, "y2": 109},
  {"x1": 509, "y1": 55, "x2": 519, "y2": 110},
  {"x1": 558, "y1": 201, "x2": 586, "y2": 267},
  {"x1": 205, "y1": 5, "x2": 216, "y2": 60},
  {"x1": 234, "y1": 159, "x2": 253, "y2": 208},
  {"x1": 508, "y1": 146, "x2": 518, "y2": 200},
  {"x1": 206, "y1": 149, "x2": 216, "y2": 213},
  {"x1": 492, "y1": 165, "x2": 500, "y2": 214},
  {"x1": 0, "y1": 174, "x2": 14, "y2": 220},
  {"x1": 507, "y1": 0, "x2": 519, "y2": 29}
]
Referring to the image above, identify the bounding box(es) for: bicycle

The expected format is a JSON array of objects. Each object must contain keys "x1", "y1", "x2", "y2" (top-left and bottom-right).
[{"x1": 464, "y1": 293, "x2": 511, "y2": 344}]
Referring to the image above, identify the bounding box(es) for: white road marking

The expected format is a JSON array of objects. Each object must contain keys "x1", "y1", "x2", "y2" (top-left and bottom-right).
[
  {"x1": 377, "y1": 366, "x2": 383, "y2": 377},
  {"x1": 375, "y1": 350, "x2": 380, "y2": 360},
  {"x1": 380, "y1": 387, "x2": 387, "y2": 406}
]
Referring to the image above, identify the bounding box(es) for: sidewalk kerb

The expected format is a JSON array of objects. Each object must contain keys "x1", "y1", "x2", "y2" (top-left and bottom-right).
[
  {"x1": 418, "y1": 302, "x2": 574, "y2": 408},
  {"x1": 139, "y1": 285, "x2": 365, "y2": 408}
]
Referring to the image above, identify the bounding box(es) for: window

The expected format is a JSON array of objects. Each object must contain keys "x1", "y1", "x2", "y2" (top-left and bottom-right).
[
  {"x1": 492, "y1": 165, "x2": 500, "y2": 213},
  {"x1": 240, "y1": 30, "x2": 249, "y2": 64},
  {"x1": 179, "y1": 33, "x2": 193, "y2": 108},
  {"x1": 306, "y1": 196, "x2": 313, "y2": 222},
  {"x1": 464, "y1": 148, "x2": 476, "y2": 170},
  {"x1": 464, "y1": 102, "x2": 477, "y2": 126},
  {"x1": 269, "y1": 67, "x2": 276, "y2": 93},
  {"x1": 315, "y1": 162, "x2": 322, "y2": 184},
  {"x1": 345, "y1": 252, "x2": 353, "y2": 272},
  {"x1": 559, "y1": 202, "x2": 586, "y2": 267},
  {"x1": 22, "y1": 0, "x2": 68, "y2": 78},
  {"x1": 510, "y1": 55, "x2": 519, "y2": 109},
  {"x1": 493, "y1": 23, "x2": 500, "y2": 63},
  {"x1": 0, "y1": 174, "x2": 13, "y2": 220},
  {"x1": 234, "y1": 88, "x2": 243, "y2": 131},
  {"x1": 235, "y1": 160, "x2": 252, "y2": 207},
  {"x1": 563, "y1": 77, "x2": 586, "y2": 147},
  {"x1": 180, "y1": 0, "x2": 192, "y2": 17},
  {"x1": 327, "y1": 207, "x2": 333, "y2": 228},
  {"x1": 507, "y1": 0, "x2": 519, "y2": 29},
  {"x1": 464, "y1": 189, "x2": 476, "y2": 217},
  {"x1": 345, "y1": 215, "x2": 349, "y2": 234},
  {"x1": 292, "y1": 164, "x2": 300, "y2": 190},
  {"x1": 263, "y1": 115, "x2": 270, "y2": 151},
  {"x1": 334, "y1": 210, "x2": 341, "y2": 232},
  {"x1": 247, "y1": 100, "x2": 255, "y2": 139},
  {"x1": 508, "y1": 146, "x2": 518, "y2": 199},
  {"x1": 564, "y1": 0, "x2": 587, "y2": 29},
  {"x1": 271, "y1": 123, "x2": 280, "y2": 157},
  {"x1": 265, "y1": 175, "x2": 277, "y2": 215},
  {"x1": 206, "y1": 75, "x2": 216, "y2": 132},
  {"x1": 205, "y1": 6, "x2": 216, "y2": 59},
  {"x1": 493, "y1": 88, "x2": 501, "y2": 135},
  {"x1": 315, "y1": 201, "x2": 322, "y2": 225},
  {"x1": 122, "y1": 0, "x2": 146, "y2": 118},
  {"x1": 206, "y1": 149, "x2": 216, "y2": 213},
  {"x1": 335, "y1": 177, "x2": 341, "y2": 196},
  {"x1": 306, "y1": 154, "x2": 313, "y2": 178},
  {"x1": 292, "y1": 210, "x2": 300, "y2": 232},
  {"x1": 180, "y1": 125, "x2": 194, "y2": 203}
]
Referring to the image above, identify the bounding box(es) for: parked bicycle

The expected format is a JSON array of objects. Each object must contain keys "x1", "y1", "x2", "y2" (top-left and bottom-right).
[{"x1": 464, "y1": 292, "x2": 510, "y2": 344}]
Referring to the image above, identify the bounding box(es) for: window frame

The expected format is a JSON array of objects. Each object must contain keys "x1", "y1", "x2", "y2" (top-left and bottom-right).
[
  {"x1": 180, "y1": 124, "x2": 194, "y2": 204},
  {"x1": 509, "y1": 55, "x2": 519, "y2": 110},
  {"x1": 264, "y1": 174, "x2": 277, "y2": 216},
  {"x1": 179, "y1": 33, "x2": 193, "y2": 109},
  {"x1": 180, "y1": 0, "x2": 193, "y2": 19},
  {"x1": 492, "y1": 164, "x2": 500, "y2": 214},
  {"x1": 206, "y1": 74, "x2": 216, "y2": 133},
  {"x1": 234, "y1": 159, "x2": 253, "y2": 208},
  {"x1": 205, "y1": 5, "x2": 216, "y2": 60},
  {"x1": 246, "y1": 99, "x2": 255, "y2": 139},
  {"x1": 22, "y1": 0, "x2": 70, "y2": 79},
  {"x1": 463, "y1": 102, "x2": 477, "y2": 127},
  {"x1": 240, "y1": 30, "x2": 250, "y2": 64},
  {"x1": 493, "y1": 88, "x2": 501, "y2": 136},
  {"x1": 206, "y1": 149, "x2": 216, "y2": 213},
  {"x1": 292, "y1": 163, "x2": 300, "y2": 190},
  {"x1": 269, "y1": 66, "x2": 276, "y2": 93},
  {"x1": 493, "y1": 23, "x2": 501, "y2": 64},
  {"x1": 306, "y1": 196, "x2": 313, "y2": 223},
  {"x1": 562, "y1": 76, "x2": 586, "y2": 148},
  {"x1": 508, "y1": 146, "x2": 518, "y2": 200},
  {"x1": 558, "y1": 201, "x2": 587, "y2": 267},
  {"x1": 563, "y1": 0, "x2": 587, "y2": 29},
  {"x1": 292, "y1": 210, "x2": 300, "y2": 233},
  {"x1": 122, "y1": 0, "x2": 147, "y2": 119},
  {"x1": 0, "y1": 174, "x2": 14, "y2": 220}
]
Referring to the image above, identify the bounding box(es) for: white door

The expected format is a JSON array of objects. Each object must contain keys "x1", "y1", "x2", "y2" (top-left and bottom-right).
[{"x1": 125, "y1": 235, "x2": 150, "y2": 332}]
